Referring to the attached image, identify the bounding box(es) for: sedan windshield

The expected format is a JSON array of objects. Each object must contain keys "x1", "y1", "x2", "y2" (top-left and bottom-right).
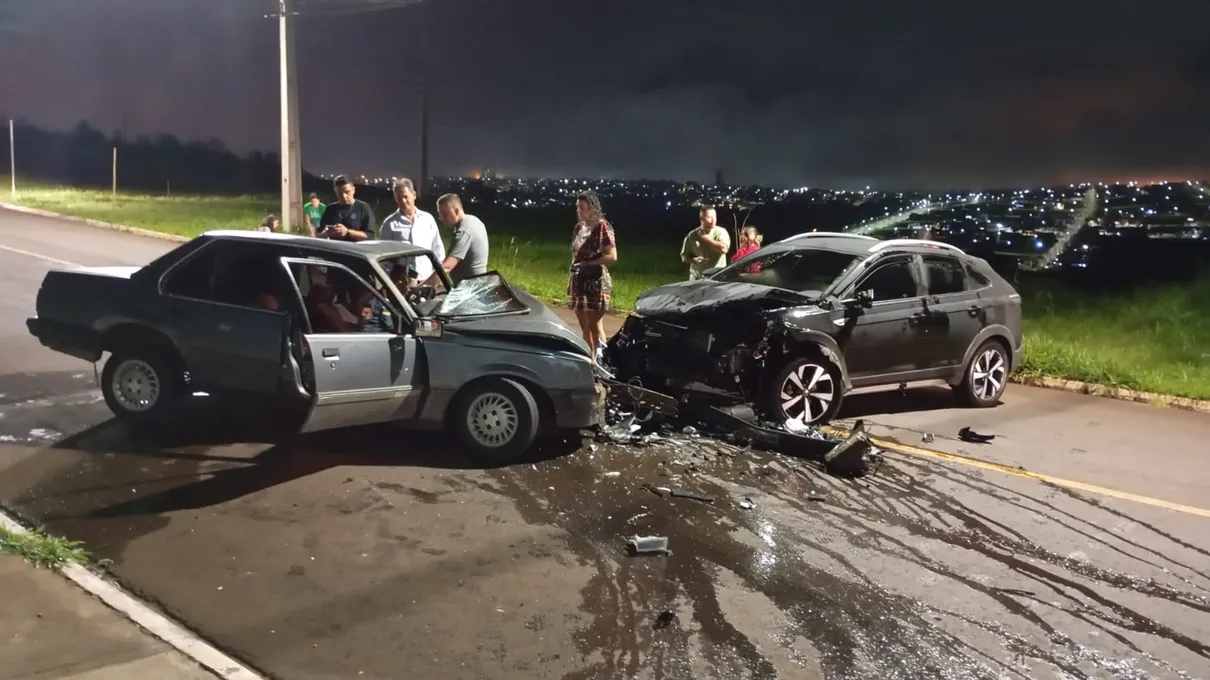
[
  {"x1": 711, "y1": 246, "x2": 861, "y2": 294},
  {"x1": 436, "y1": 272, "x2": 528, "y2": 317}
]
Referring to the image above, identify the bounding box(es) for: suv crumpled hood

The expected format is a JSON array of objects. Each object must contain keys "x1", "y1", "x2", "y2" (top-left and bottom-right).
[
  {"x1": 635, "y1": 279, "x2": 806, "y2": 317},
  {"x1": 444, "y1": 287, "x2": 590, "y2": 356}
]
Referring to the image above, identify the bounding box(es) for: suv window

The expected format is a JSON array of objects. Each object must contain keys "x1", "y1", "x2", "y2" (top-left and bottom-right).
[
  {"x1": 965, "y1": 262, "x2": 991, "y2": 287},
  {"x1": 162, "y1": 246, "x2": 218, "y2": 299},
  {"x1": 922, "y1": 255, "x2": 968, "y2": 295},
  {"x1": 855, "y1": 259, "x2": 918, "y2": 301},
  {"x1": 712, "y1": 246, "x2": 860, "y2": 294}
]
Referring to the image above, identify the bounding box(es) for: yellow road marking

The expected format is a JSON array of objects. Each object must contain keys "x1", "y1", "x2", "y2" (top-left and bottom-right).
[
  {"x1": 0, "y1": 243, "x2": 82, "y2": 268},
  {"x1": 824, "y1": 426, "x2": 1210, "y2": 519}
]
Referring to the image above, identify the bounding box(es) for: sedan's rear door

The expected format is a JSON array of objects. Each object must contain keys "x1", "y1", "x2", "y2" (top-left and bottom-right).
[
  {"x1": 281, "y1": 257, "x2": 424, "y2": 432},
  {"x1": 158, "y1": 242, "x2": 290, "y2": 396}
]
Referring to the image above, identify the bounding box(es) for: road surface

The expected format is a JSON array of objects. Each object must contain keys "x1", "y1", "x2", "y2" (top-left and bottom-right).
[{"x1": 1, "y1": 208, "x2": 1208, "y2": 680}]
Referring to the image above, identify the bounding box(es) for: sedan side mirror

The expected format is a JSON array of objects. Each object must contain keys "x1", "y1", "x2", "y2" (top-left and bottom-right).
[{"x1": 415, "y1": 318, "x2": 443, "y2": 338}]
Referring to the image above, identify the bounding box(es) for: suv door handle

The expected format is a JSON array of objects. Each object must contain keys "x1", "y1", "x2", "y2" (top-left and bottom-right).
[
  {"x1": 908, "y1": 313, "x2": 925, "y2": 327},
  {"x1": 322, "y1": 348, "x2": 340, "y2": 359},
  {"x1": 966, "y1": 305, "x2": 980, "y2": 317}
]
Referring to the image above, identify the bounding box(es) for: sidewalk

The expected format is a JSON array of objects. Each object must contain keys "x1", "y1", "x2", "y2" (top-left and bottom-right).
[{"x1": 0, "y1": 556, "x2": 218, "y2": 680}]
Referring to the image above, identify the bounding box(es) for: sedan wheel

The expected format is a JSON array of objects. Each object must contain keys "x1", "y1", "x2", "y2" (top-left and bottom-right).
[
  {"x1": 770, "y1": 357, "x2": 843, "y2": 426},
  {"x1": 452, "y1": 377, "x2": 540, "y2": 464},
  {"x1": 100, "y1": 350, "x2": 184, "y2": 428},
  {"x1": 955, "y1": 341, "x2": 1009, "y2": 407}
]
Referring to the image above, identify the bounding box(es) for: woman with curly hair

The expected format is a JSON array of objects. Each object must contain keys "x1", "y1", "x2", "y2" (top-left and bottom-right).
[{"x1": 567, "y1": 190, "x2": 618, "y2": 364}]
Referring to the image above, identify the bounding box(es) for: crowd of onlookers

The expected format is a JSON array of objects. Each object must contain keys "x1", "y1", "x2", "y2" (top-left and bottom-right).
[{"x1": 256, "y1": 176, "x2": 764, "y2": 367}]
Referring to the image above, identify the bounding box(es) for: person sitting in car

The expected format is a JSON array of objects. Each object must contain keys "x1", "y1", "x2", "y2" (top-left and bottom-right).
[{"x1": 307, "y1": 282, "x2": 361, "y2": 333}]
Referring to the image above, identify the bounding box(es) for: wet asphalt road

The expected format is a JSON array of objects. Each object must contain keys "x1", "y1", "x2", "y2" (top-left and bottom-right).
[{"x1": 1, "y1": 208, "x2": 1209, "y2": 680}]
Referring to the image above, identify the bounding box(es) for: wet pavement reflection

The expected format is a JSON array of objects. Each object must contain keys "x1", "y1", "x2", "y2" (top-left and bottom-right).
[{"x1": 1, "y1": 369, "x2": 1208, "y2": 680}]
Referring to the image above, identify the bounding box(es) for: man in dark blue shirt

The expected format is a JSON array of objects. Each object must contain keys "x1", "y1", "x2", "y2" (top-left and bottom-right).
[{"x1": 318, "y1": 175, "x2": 376, "y2": 241}]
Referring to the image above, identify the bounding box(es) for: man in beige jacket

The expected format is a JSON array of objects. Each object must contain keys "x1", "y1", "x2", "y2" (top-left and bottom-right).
[{"x1": 680, "y1": 206, "x2": 731, "y2": 280}]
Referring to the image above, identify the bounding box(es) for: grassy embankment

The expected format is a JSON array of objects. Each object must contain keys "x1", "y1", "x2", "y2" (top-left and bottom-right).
[{"x1": 5, "y1": 183, "x2": 1209, "y2": 401}]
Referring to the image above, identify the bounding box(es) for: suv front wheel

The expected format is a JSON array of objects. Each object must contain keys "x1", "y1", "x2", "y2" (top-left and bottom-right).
[
  {"x1": 768, "y1": 356, "x2": 844, "y2": 426},
  {"x1": 954, "y1": 340, "x2": 1009, "y2": 407}
]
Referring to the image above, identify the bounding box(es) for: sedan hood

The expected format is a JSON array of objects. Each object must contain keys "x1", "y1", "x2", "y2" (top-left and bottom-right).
[
  {"x1": 635, "y1": 279, "x2": 807, "y2": 317},
  {"x1": 444, "y1": 288, "x2": 590, "y2": 356}
]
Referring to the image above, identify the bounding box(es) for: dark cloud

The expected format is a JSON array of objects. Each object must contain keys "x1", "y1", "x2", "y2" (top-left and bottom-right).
[{"x1": 1, "y1": 0, "x2": 1209, "y2": 189}]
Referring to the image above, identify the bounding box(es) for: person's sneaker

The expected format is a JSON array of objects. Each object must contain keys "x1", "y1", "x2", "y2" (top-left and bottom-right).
[{"x1": 595, "y1": 343, "x2": 608, "y2": 366}]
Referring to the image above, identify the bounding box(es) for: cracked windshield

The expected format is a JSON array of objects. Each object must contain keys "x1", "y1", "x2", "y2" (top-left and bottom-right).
[
  {"x1": 1, "y1": 1, "x2": 1208, "y2": 679},
  {"x1": 436, "y1": 272, "x2": 527, "y2": 317}
]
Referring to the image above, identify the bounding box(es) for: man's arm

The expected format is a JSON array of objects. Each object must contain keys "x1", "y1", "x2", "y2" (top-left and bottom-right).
[
  {"x1": 680, "y1": 232, "x2": 696, "y2": 264},
  {"x1": 700, "y1": 230, "x2": 728, "y2": 255},
  {"x1": 443, "y1": 228, "x2": 471, "y2": 273},
  {"x1": 428, "y1": 217, "x2": 447, "y2": 261}
]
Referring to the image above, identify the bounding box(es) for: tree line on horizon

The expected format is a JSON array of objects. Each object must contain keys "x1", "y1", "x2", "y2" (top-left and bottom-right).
[{"x1": 0, "y1": 119, "x2": 322, "y2": 195}]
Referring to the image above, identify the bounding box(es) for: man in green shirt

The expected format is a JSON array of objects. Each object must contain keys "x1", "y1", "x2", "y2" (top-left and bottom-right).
[
  {"x1": 302, "y1": 193, "x2": 325, "y2": 237},
  {"x1": 680, "y1": 206, "x2": 731, "y2": 280}
]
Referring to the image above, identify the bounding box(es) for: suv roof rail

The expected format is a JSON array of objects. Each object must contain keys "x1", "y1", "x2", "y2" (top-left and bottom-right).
[
  {"x1": 782, "y1": 232, "x2": 880, "y2": 242},
  {"x1": 868, "y1": 239, "x2": 965, "y2": 254}
]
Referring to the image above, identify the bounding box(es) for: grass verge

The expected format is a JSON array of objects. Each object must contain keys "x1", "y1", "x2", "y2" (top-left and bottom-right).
[
  {"x1": 0, "y1": 525, "x2": 106, "y2": 569},
  {"x1": 5, "y1": 182, "x2": 1209, "y2": 401}
]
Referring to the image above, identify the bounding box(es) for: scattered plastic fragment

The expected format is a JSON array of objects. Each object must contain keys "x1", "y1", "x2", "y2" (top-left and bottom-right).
[
  {"x1": 958, "y1": 426, "x2": 996, "y2": 444},
  {"x1": 783, "y1": 418, "x2": 810, "y2": 434},
  {"x1": 602, "y1": 471, "x2": 621, "y2": 478},
  {"x1": 922, "y1": 432, "x2": 935, "y2": 443},
  {"x1": 668, "y1": 489, "x2": 715, "y2": 504},
  {"x1": 738, "y1": 496, "x2": 756, "y2": 509},
  {"x1": 627, "y1": 535, "x2": 669, "y2": 555}
]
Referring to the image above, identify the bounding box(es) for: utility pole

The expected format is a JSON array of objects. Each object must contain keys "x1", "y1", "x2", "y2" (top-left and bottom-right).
[
  {"x1": 419, "y1": 84, "x2": 430, "y2": 197},
  {"x1": 8, "y1": 119, "x2": 14, "y2": 198},
  {"x1": 278, "y1": 0, "x2": 303, "y2": 233},
  {"x1": 111, "y1": 146, "x2": 117, "y2": 195}
]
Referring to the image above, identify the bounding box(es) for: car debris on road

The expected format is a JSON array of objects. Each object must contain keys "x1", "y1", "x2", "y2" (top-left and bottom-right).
[{"x1": 597, "y1": 375, "x2": 884, "y2": 479}]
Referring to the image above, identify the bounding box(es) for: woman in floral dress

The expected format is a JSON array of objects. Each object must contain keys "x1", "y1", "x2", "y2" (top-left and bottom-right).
[{"x1": 567, "y1": 190, "x2": 617, "y2": 364}]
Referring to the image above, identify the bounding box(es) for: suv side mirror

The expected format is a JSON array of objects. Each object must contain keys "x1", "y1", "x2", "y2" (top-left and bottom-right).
[
  {"x1": 841, "y1": 289, "x2": 875, "y2": 308},
  {"x1": 415, "y1": 318, "x2": 443, "y2": 338}
]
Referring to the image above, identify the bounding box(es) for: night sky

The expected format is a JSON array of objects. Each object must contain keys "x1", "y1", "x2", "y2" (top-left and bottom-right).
[{"x1": 2, "y1": 0, "x2": 1209, "y2": 189}]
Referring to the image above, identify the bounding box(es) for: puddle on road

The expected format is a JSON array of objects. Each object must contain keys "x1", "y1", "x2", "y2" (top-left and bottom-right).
[{"x1": 1, "y1": 370, "x2": 1208, "y2": 679}]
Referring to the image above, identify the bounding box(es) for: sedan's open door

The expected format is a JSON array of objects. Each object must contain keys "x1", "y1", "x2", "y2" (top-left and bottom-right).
[{"x1": 280, "y1": 257, "x2": 424, "y2": 433}]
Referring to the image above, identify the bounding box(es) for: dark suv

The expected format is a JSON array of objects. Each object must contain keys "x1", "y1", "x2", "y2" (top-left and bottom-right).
[{"x1": 604, "y1": 234, "x2": 1023, "y2": 425}]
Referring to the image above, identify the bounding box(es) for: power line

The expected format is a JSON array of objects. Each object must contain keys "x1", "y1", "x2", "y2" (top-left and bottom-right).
[{"x1": 265, "y1": 0, "x2": 427, "y2": 18}]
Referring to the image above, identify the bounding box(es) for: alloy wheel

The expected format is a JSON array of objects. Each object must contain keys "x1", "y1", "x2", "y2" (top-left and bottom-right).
[
  {"x1": 971, "y1": 348, "x2": 1007, "y2": 401},
  {"x1": 779, "y1": 362, "x2": 836, "y2": 424}
]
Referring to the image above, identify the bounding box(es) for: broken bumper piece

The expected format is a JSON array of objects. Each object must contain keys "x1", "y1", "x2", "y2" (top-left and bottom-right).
[{"x1": 597, "y1": 380, "x2": 884, "y2": 478}]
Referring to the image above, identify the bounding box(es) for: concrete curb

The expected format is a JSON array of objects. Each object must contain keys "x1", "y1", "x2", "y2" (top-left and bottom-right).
[
  {"x1": 2, "y1": 203, "x2": 1207, "y2": 416},
  {"x1": 1012, "y1": 375, "x2": 1210, "y2": 415},
  {"x1": 0, "y1": 509, "x2": 268, "y2": 680}
]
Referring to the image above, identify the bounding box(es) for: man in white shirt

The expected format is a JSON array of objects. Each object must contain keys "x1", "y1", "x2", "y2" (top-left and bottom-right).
[{"x1": 379, "y1": 178, "x2": 445, "y2": 282}]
